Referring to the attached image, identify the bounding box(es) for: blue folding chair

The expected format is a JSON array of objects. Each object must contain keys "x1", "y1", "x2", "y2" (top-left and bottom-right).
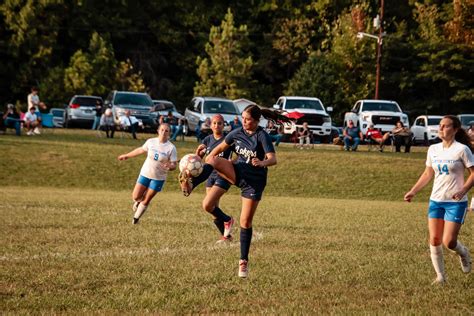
[{"x1": 41, "y1": 113, "x2": 55, "y2": 133}]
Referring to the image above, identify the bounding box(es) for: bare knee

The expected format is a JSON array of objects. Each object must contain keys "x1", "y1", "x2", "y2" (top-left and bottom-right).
[
  {"x1": 443, "y1": 238, "x2": 457, "y2": 250},
  {"x1": 430, "y1": 236, "x2": 443, "y2": 246},
  {"x1": 205, "y1": 155, "x2": 217, "y2": 166},
  {"x1": 202, "y1": 200, "x2": 214, "y2": 213},
  {"x1": 240, "y1": 217, "x2": 252, "y2": 229}
]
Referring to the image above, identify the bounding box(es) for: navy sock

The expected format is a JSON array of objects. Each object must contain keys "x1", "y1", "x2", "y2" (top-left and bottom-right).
[
  {"x1": 240, "y1": 227, "x2": 253, "y2": 260},
  {"x1": 210, "y1": 206, "x2": 231, "y2": 223},
  {"x1": 213, "y1": 219, "x2": 224, "y2": 235},
  {"x1": 191, "y1": 163, "x2": 214, "y2": 189}
]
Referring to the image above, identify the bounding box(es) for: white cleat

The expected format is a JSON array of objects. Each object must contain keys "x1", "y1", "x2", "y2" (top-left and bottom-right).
[
  {"x1": 431, "y1": 277, "x2": 446, "y2": 285},
  {"x1": 223, "y1": 217, "x2": 234, "y2": 238},
  {"x1": 238, "y1": 259, "x2": 248, "y2": 278},
  {"x1": 459, "y1": 248, "x2": 472, "y2": 273}
]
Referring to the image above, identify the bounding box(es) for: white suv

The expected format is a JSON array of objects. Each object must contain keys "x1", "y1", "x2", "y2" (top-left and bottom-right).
[
  {"x1": 184, "y1": 97, "x2": 239, "y2": 134},
  {"x1": 411, "y1": 115, "x2": 442, "y2": 144}
]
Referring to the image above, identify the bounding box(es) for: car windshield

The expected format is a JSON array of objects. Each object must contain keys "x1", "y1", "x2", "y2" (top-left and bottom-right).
[
  {"x1": 115, "y1": 93, "x2": 153, "y2": 107},
  {"x1": 459, "y1": 115, "x2": 474, "y2": 125},
  {"x1": 427, "y1": 118, "x2": 442, "y2": 126},
  {"x1": 73, "y1": 97, "x2": 101, "y2": 107},
  {"x1": 362, "y1": 102, "x2": 401, "y2": 112},
  {"x1": 285, "y1": 99, "x2": 323, "y2": 110},
  {"x1": 203, "y1": 100, "x2": 238, "y2": 114}
]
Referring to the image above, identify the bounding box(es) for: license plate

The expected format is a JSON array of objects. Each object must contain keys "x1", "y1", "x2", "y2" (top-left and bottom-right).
[{"x1": 84, "y1": 109, "x2": 92, "y2": 114}]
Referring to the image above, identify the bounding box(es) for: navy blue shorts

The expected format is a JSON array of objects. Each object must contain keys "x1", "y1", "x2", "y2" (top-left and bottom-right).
[
  {"x1": 233, "y1": 162, "x2": 267, "y2": 201},
  {"x1": 206, "y1": 173, "x2": 231, "y2": 190}
]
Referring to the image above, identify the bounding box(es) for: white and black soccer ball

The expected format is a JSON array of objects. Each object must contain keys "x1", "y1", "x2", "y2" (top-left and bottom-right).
[{"x1": 179, "y1": 154, "x2": 203, "y2": 177}]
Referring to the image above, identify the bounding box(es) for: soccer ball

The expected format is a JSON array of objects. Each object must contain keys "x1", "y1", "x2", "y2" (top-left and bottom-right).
[{"x1": 179, "y1": 154, "x2": 203, "y2": 177}]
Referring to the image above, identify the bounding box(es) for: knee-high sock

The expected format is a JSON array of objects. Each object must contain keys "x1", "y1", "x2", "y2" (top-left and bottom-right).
[
  {"x1": 213, "y1": 219, "x2": 224, "y2": 235},
  {"x1": 134, "y1": 204, "x2": 148, "y2": 220},
  {"x1": 450, "y1": 241, "x2": 468, "y2": 256},
  {"x1": 210, "y1": 206, "x2": 231, "y2": 223},
  {"x1": 240, "y1": 227, "x2": 253, "y2": 261},
  {"x1": 190, "y1": 163, "x2": 214, "y2": 189},
  {"x1": 430, "y1": 244, "x2": 445, "y2": 280}
]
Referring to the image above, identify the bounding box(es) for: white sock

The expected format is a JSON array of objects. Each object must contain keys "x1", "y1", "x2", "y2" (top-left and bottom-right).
[
  {"x1": 430, "y1": 244, "x2": 445, "y2": 280},
  {"x1": 450, "y1": 241, "x2": 467, "y2": 257},
  {"x1": 134, "y1": 204, "x2": 148, "y2": 219}
]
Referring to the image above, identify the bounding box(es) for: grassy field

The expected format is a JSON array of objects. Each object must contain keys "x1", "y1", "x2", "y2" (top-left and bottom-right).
[{"x1": 1, "y1": 129, "x2": 473, "y2": 314}]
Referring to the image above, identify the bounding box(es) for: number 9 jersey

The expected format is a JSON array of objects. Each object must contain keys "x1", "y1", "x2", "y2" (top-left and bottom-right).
[{"x1": 426, "y1": 141, "x2": 474, "y2": 202}]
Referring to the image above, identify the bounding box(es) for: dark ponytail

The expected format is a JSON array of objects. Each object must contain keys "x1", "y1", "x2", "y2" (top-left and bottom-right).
[
  {"x1": 445, "y1": 115, "x2": 472, "y2": 151},
  {"x1": 243, "y1": 104, "x2": 292, "y2": 125}
]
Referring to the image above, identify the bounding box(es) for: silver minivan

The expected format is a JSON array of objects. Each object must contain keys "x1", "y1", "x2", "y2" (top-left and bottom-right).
[{"x1": 64, "y1": 95, "x2": 103, "y2": 128}]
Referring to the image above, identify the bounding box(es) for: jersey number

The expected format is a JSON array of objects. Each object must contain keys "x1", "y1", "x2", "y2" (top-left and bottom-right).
[
  {"x1": 437, "y1": 164, "x2": 449, "y2": 175},
  {"x1": 154, "y1": 153, "x2": 159, "y2": 161}
]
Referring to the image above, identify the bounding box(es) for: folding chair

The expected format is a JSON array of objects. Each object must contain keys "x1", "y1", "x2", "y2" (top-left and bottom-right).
[{"x1": 41, "y1": 114, "x2": 55, "y2": 134}]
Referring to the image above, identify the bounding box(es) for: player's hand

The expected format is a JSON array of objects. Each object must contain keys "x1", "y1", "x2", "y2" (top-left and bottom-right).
[
  {"x1": 404, "y1": 191, "x2": 415, "y2": 202},
  {"x1": 118, "y1": 155, "x2": 128, "y2": 161},
  {"x1": 452, "y1": 190, "x2": 466, "y2": 201},
  {"x1": 251, "y1": 158, "x2": 264, "y2": 167},
  {"x1": 196, "y1": 144, "x2": 207, "y2": 158}
]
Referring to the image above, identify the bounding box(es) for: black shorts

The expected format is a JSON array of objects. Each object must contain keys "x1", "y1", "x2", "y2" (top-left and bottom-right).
[
  {"x1": 206, "y1": 173, "x2": 231, "y2": 191},
  {"x1": 233, "y1": 162, "x2": 267, "y2": 201}
]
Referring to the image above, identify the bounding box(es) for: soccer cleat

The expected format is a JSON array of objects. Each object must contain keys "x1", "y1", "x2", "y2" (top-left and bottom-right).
[
  {"x1": 239, "y1": 259, "x2": 248, "y2": 278},
  {"x1": 215, "y1": 235, "x2": 233, "y2": 245},
  {"x1": 431, "y1": 276, "x2": 446, "y2": 285},
  {"x1": 178, "y1": 171, "x2": 193, "y2": 197},
  {"x1": 459, "y1": 249, "x2": 472, "y2": 273},
  {"x1": 132, "y1": 201, "x2": 140, "y2": 213},
  {"x1": 132, "y1": 217, "x2": 139, "y2": 225},
  {"x1": 223, "y1": 217, "x2": 234, "y2": 238}
]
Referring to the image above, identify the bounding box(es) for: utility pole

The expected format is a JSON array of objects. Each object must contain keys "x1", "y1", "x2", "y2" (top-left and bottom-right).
[{"x1": 375, "y1": 0, "x2": 384, "y2": 99}]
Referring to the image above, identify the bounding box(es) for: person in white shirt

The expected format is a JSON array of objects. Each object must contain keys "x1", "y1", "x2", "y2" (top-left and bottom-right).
[
  {"x1": 27, "y1": 86, "x2": 47, "y2": 134},
  {"x1": 24, "y1": 106, "x2": 40, "y2": 136},
  {"x1": 405, "y1": 115, "x2": 474, "y2": 285},
  {"x1": 120, "y1": 110, "x2": 140, "y2": 139},
  {"x1": 118, "y1": 123, "x2": 177, "y2": 224}
]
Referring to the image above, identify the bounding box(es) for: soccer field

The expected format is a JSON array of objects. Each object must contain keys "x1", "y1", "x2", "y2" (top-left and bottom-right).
[{"x1": 1, "y1": 130, "x2": 472, "y2": 313}]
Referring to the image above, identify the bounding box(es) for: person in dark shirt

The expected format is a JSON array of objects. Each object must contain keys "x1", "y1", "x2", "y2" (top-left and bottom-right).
[
  {"x1": 230, "y1": 115, "x2": 242, "y2": 130},
  {"x1": 92, "y1": 99, "x2": 103, "y2": 130},
  {"x1": 195, "y1": 114, "x2": 234, "y2": 244},
  {"x1": 2, "y1": 104, "x2": 21, "y2": 136},
  {"x1": 179, "y1": 104, "x2": 290, "y2": 278}
]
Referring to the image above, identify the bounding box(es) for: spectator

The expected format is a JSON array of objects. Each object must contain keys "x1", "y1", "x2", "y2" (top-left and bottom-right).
[
  {"x1": 265, "y1": 120, "x2": 283, "y2": 146},
  {"x1": 198, "y1": 117, "x2": 212, "y2": 141},
  {"x1": 120, "y1": 110, "x2": 140, "y2": 139},
  {"x1": 366, "y1": 124, "x2": 390, "y2": 152},
  {"x1": 392, "y1": 120, "x2": 413, "y2": 153},
  {"x1": 230, "y1": 116, "x2": 242, "y2": 130},
  {"x1": 100, "y1": 108, "x2": 116, "y2": 138},
  {"x1": 468, "y1": 122, "x2": 474, "y2": 146},
  {"x1": 27, "y1": 86, "x2": 47, "y2": 132},
  {"x1": 24, "y1": 106, "x2": 40, "y2": 136},
  {"x1": 2, "y1": 104, "x2": 21, "y2": 136},
  {"x1": 92, "y1": 99, "x2": 103, "y2": 130},
  {"x1": 297, "y1": 122, "x2": 312, "y2": 149},
  {"x1": 162, "y1": 111, "x2": 182, "y2": 141},
  {"x1": 343, "y1": 120, "x2": 363, "y2": 151}
]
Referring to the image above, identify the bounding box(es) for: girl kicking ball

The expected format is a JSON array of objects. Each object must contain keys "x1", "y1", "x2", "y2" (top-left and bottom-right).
[
  {"x1": 179, "y1": 105, "x2": 290, "y2": 278},
  {"x1": 118, "y1": 123, "x2": 177, "y2": 224},
  {"x1": 404, "y1": 115, "x2": 474, "y2": 284}
]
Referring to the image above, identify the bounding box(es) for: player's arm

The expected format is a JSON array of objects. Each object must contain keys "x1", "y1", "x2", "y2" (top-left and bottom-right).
[
  {"x1": 404, "y1": 166, "x2": 434, "y2": 202},
  {"x1": 452, "y1": 166, "x2": 474, "y2": 200},
  {"x1": 118, "y1": 147, "x2": 146, "y2": 161},
  {"x1": 252, "y1": 152, "x2": 276, "y2": 168}
]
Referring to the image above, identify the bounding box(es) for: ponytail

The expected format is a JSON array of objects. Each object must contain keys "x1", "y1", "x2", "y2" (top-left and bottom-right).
[
  {"x1": 444, "y1": 115, "x2": 473, "y2": 151},
  {"x1": 243, "y1": 104, "x2": 292, "y2": 125}
]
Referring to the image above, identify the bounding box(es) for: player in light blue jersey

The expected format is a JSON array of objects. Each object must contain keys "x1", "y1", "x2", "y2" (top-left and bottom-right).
[{"x1": 405, "y1": 115, "x2": 474, "y2": 284}]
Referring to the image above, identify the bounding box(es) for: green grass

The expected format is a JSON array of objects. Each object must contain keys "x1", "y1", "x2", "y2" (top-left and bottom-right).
[{"x1": 0, "y1": 130, "x2": 473, "y2": 314}]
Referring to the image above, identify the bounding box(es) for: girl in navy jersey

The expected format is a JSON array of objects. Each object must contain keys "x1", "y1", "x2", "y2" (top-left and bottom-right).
[
  {"x1": 118, "y1": 123, "x2": 177, "y2": 224},
  {"x1": 179, "y1": 105, "x2": 290, "y2": 278},
  {"x1": 404, "y1": 115, "x2": 474, "y2": 284},
  {"x1": 195, "y1": 114, "x2": 235, "y2": 243}
]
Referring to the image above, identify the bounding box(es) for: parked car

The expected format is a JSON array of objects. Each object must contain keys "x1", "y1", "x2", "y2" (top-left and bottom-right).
[
  {"x1": 273, "y1": 96, "x2": 332, "y2": 143},
  {"x1": 49, "y1": 108, "x2": 65, "y2": 127},
  {"x1": 458, "y1": 114, "x2": 474, "y2": 131},
  {"x1": 411, "y1": 115, "x2": 442, "y2": 144},
  {"x1": 104, "y1": 91, "x2": 155, "y2": 130},
  {"x1": 233, "y1": 98, "x2": 265, "y2": 127},
  {"x1": 184, "y1": 97, "x2": 239, "y2": 134},
  {"x1": 64, "y1": 95, "x2": 103, "y2": 128},
  {"x1": 150, "y1": 100, "x2": 184, "y2": 122},
  {"x1": 344, "y1": 99, "x2": 409, "y2": 135}
]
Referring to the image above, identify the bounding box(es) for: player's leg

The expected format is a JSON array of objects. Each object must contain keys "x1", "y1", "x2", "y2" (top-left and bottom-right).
[
  {"x1": 428, "y1": 218, "x2": 446, "y2": 284},
  {"x1": 443, "y1": 202, "x2": 471, "y2": 273},
  {"x1": 238, "y1": 197, "x2": 259, "y2": 278},
  {"x1": 132, "y1": 178, "x2": 163, "y2": 224},
  {"x1": 203, "y1": 185, "x2": 233, "y2": 241}
]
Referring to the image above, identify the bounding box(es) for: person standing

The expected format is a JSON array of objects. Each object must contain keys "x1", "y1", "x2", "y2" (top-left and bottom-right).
[
  {"x1": 27, "y1": 86, "x2": 47, "y2": 134},
  {"x1": 92, "y1": 100, "x2": 103, "y2": 130},
  {"x1": 118, "y1": 123, "x2": 177, "y2": 224},
  {"x1": 404, "y1": 115, "x2": 473, "y2": 284},
  {"x1": 179, "y1": 104, "x2": 290, "y2": 278},
  {"x1": 195, "y1": 114, "x2": 234, "y2": 243}
]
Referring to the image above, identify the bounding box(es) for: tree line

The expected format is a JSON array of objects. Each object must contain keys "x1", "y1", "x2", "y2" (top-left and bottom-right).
[{"x1": 0, "y1": 0, "x2": 472, "y2": 124}]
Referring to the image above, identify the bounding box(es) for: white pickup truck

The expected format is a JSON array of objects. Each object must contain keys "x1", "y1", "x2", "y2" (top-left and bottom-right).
[
  {"x1": 273, "y1": 96, "x2": 332, "y2": 142},
  {"x1": 344, "y1": 99, "x2": 409, "y2": 134}
]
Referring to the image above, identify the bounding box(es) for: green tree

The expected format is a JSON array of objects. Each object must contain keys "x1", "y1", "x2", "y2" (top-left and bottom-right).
[{"x1": 194, "y1": 8, "x2": 254, "y2": 100}]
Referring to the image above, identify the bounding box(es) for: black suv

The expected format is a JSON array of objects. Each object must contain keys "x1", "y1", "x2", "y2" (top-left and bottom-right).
[{"x1": 104, "y1": 91, "x2": 155, "y2": 130}]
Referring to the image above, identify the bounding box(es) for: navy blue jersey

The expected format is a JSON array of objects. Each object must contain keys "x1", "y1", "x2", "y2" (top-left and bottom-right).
[{"x1": 202, "y1": 135, "x2": 233, "y2": 159}]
